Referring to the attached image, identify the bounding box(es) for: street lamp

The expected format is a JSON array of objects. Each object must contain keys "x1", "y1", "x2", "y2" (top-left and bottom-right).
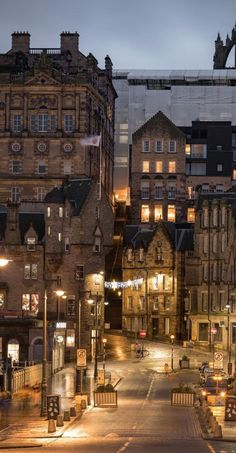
[
  {"x1": 225, "y1": 303, "x2": 232, "y2": 375},
  {"x1": 0, "y1": 258, "x2": 12, "y2": 267},
  {"x1": 40, "y1": 279, "x2": 65, "y2": 417},
  {"x1": 170, "y1": 334, "x2": 175, "y2": 371},
  {"x1": 76, "y1": 290, "x2": 92, "y2": 394},
  {"x1": 102, "y1": 338, "x2": 107, "y2": 374}
]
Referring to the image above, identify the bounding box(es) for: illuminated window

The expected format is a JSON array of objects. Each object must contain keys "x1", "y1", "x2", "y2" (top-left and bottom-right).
[
  {"x1": 142, "y1": 140, "x2": 150, "y2": 152},
  {"x1": 127, "y1": 296, "x2": 133, "y2": 310},
  {"x1": 156, "y1": 140, "x2": 163, "y2": 153},
  {"x1": 119, "y1": 135, "x2": 128, "y2": 144},
  {"x1": 22, "y1": 293, "x2": 39, "y2": 314},
  {"x1": 142, "y1": 161, "x2": 149, "y2": 172},
  {"x1": 167, "y1": 205, "x2": 175, "y2": 222},
  {"x1": 58, "y1": 233, "x2": 62, "y2": 242},
  {"x1": 187, "y1": 208, "x2": 195, "y2": 223},
  {"x1": 156, "y1": 161, "x2": 163, "y2": 173},
  {"x1": 185, "y1": 144, "x2": 191, "y2": 155},
  {"x1": 187, "y1": 186, "x2": 194, "y2": 199},
  {"x1": 59, "y1": 207, "x2": 63, "y2": 218},
  {"x1": 154, "y1": 205, "x2": 163, "y2": 222},
  {"x1": 169, "y1": 141, "x2": 176, "y2": 153},
  {"x1": 26, "y1": 237, "x2": 36, "y2": 251},
  {"x1": 47, "y1": 207, "x2": 51, "y2": 218},
  {"x1": 141, "y1": 205, "x2": 150, "y2": 223},
  {"x1": 24, "y1": 264, "x2": 38, "y2": 279},
  {"x1": 217, "y1": 164, "x2": 223, "y2": 172},
  {"x1": 168, "y1": 161, "x2": 176, "y2": 173},
  {"x1": 233, "y1": 169, "x2": 236, "y2": 180},
  {"x1": 47, "y1": 225, "x2": 51, "y2": 236}
]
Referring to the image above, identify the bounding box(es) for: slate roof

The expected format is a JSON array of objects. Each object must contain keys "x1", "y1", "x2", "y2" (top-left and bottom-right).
[
  {"x1": 45, "y1": 179, "x2": 93, "y2": 216},
  {"x1": 19, "y1": 213, "x2": 45, "y2": 243},
  {"x1": 124, "y1": 221, "x2": 193, "y2": 251}
]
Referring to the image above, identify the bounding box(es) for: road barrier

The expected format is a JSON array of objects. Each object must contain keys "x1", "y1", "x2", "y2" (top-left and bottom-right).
[
  {"x1": 171, "y1": 392, "x2": 195, "y2": 406},
  {"x1": 93, "y1": 390, "x2": 118, "y2": 407}
]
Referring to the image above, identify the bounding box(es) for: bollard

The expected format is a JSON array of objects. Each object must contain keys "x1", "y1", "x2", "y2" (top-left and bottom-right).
[
  {"x1": 70, "y1": 406, "x2": 76, "y2": 417},
  {"x1": 63, "y1": 410, "x2": 70, "y2": 422},
  {"x1": 213, "y1": 422, "x2": 223, "y2": 438},
  {"x1": 210, "y1": 415, "x2": 217, "y2": 432},
  {"x1": 87, "y1": 394, "x2": 91, "y2": 405},
  {"x1": 56, "y1": 414, "x2": 64, "y2": 427},
  {"x1": 48, "y1": 418, "x2": 56, "y2": 433}
]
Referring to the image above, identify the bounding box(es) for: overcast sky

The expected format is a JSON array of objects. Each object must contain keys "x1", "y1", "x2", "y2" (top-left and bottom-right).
[{"x1": 1, "y1": 0, "x2": 236, "y2": 70}]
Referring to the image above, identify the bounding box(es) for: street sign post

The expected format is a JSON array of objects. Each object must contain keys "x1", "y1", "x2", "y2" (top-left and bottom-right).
[
  {"x1": 213, "y1": 351, "x2": 224, "y2": 369},
  {"x1": 139, "y1": 330, "x2": 146, "y2": 338}
]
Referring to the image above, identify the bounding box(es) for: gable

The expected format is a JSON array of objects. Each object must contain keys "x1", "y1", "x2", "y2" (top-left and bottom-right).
[{"x1": 25, "y1": 72, "x2": 61, "y2": 87}]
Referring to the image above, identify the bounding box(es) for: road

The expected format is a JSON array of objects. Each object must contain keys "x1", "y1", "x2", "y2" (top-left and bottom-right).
[{"x1": 1, "y1": 333, "x2": 236, "y2": 452}]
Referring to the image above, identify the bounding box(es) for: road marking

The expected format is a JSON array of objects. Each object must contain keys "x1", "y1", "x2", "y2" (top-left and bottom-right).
[
  {"x1": 116, "y1": 441, "x2": 131, "y2": 453},
  {"x1": 146, "y1": 374, "x2": 155, "y2": 399},
  {"x1": 207, "y1": 442, "x2": 216, "y2": 453}
]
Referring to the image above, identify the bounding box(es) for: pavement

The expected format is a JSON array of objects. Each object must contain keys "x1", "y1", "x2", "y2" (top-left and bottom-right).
[{"x1": 0, "y1": 339, "x2": 236, "y2": 448}]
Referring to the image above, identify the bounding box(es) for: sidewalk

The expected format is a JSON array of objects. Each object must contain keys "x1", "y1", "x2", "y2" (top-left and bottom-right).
[{"x1": 0, "y1": 362, "x2": 121, "y2": 449}]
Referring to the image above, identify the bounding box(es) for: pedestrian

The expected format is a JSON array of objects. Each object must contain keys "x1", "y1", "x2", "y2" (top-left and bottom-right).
[{"x1": 136, "y1": 342, "x2": 142, "y2": 358}]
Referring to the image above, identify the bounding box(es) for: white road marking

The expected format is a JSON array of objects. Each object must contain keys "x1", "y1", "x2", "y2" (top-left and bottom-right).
[{"x1": 146, "y1": 373, "x2": 155, "y2": 399}]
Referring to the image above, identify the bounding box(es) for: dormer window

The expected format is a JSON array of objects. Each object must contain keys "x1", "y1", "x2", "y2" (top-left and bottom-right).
[
  {"x1": 27, "y1": 237, "x2": 36, "y2": 251},
  {"x1": 93, "y1": 237, "x2": 101, "y2": 253}
]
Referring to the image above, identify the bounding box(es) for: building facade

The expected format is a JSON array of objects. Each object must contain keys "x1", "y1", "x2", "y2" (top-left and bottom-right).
[
  {"x1": 122, "y1": 222, "x2": 193, "y2": 340},
  {"x1": 186, "y1": 191, "x2": 236, "y2": 352},
  {"x1": 0, "y1": 178, "x2": 114, "y2": 369},
  {"x1": 0, "y1": 32, "x2": 116, "y2": 203}
]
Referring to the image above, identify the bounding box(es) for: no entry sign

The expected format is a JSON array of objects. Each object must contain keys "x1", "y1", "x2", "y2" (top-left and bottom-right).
[{"x1": 139, "y1": 330, "x2": 147, "y2": 338}]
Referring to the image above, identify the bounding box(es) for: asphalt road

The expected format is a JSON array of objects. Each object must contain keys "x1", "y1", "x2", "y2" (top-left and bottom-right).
[{"x1": 1, "y1": 333, "x2": 236, "y2": 453}]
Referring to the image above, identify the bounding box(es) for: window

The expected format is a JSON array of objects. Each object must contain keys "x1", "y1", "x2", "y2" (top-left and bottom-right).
[
  {"x1": 127, "y1": 248, "x2": 133, "y2": 262},
  {"x1": 51, "y1": 115, "x2": 57, "y2": 131},
  {"x1": 201, "y1": 293, "x2": 208, "y2": 312},
  {"x1": 167, "y1": 184, "x2": 176, "y2": 199},
  {"x1": 156, "y1": 161, "x2": 163, "y2": 173},
  {"x1": 13, "y1": 115, "x2": 22, "y2": 132},
  {"x1": 216, "y1": 145, "x2": 222, "y2": 151},
  {"x1": 233, "y1": 169, "x2": 236, "y2": 180},
  {"x1": 142, "y1": 161, "x2": 149, "y2": 173},
  {"x1": 0, "y1": 292, "x2": 5, "y2": 310},
  {"x1": 199, "y1": 323, "x2": 208, "y2": 341},
  {"x1": 127, "y1": 296, "x2": 133, "y2": 310},
  {"x1": 169, "y1": 140, "x2": 176, "y2": 153},
  {"x1": 63, "y1": 160, "x2": 72, "y2": 175},
  {"x1": 27, "y1": 237, "x2": 36, "y2": 251},
  {"x1": 221, "y1": 232, "x2": 225, "y2": 253},
  {"x1": 203, "y1": 263, "x2": 208, "y2": 281},
  {"x1": 38, "y1": 160, "x2": 46, "y2": 175},
  {"x1": 22, "y1": 293, "x2": 39, "y2": 314},
  {"x1": 141, "y1": 181, "x2": 150, "y2": 199},
  {"x1": 202, "y1": 184, "x2": 209, "y2": 193},
  {"x1": 154, "y1": 205, "x2": 163, "y2": 221},
  {"x1": 156, "y1": 243, "x2": 163, "y2": 261},
  {"x1": 217, "y1": 164, "x2": 223, "y2": 172},
  {"x1": 11, "y1": 187, "x2": 20, "y2": 202},
  {"x1": 219, "y1": 292, "x2": 225, "y2": 311},
  {"x1": 212, "y1": 234, "x2": 217, "y2": 253},
  {"x1": 38, "y1": 114, "x2": 48, "y2": 132},
  {"x1": 167, "y1": 205, "x2": 175, "y2": 222},
  {"x1": 187, "y1": 163, "x2": 206, "y2": 175},
  {"x1": 154, "y1": 183, "x2": 163, "y2": 199},
  {"x1": 164, "y1": 318, "x2": 170, "y2": 335},
  {"x1": 24, "y1": 264, "x2": 38, "y2": 279},
  {"x1": 65, "y1": 237, "x2": 70, "y2": 252},
  {"x1": 163, "y1": 275, "x2": 171, "y2": 291},
  {"x1": 47, "y1": 207, "x2": 51, "y2": 218},
  {"x1": 58, "y1": 233, "x2": 62, "y2": 242},
  {"x1": 163, "y1": 296, "x2": 170, "y2": 311},
  {"x1": 185, "y1": 144, "x2": 191, "y2": 155},
  {"x1": 156, "y1": 140, "x2": 163, "y2": 153},
  {"x1": 213, "y1": 207, "x2": 218, "y2": 227},
  {"x1": 232, "y1": 132, "x2": 236, "y2": 147},
  {"x1": 139, "y1": 248, "x2": 144, "y2": 262},
  {"x1": 75, "y1": 265, "x2": 84, "y2": 280},
  {"x1": 59, "y1": 207, "x2": 63, "y2": 218},
  {"x1": 12, "y1": 160, "x2": 21, "y2": 174},
  {"x1": 64, "y1": 115, "x2": 74, "y2": 133},
  {"x1": 203, "y1": 208, "x2": 208, "y2": 227},
  {"x1": 168, "y1": 161, "x2": 176, "y2": 173},
  {"x1": 47, "y1": 225, "x2": 51, "y2": 236},
  {"x1": 153, "y1": 296, "x2": 158, "y2": 311},
  {"x1": 187, "y1": 208, "x2": 195, "y2": 223},
  {"x1": 36, "y1": 187, "x2": 46, "y2": 201},
  {"x1": 191, "y1": 144, "x2": 207, "y2": 158},
  {"x1": 216, "y1": 184, "x2": 224, "y2": 193},
  {"x1": 221, "y1": 207, "x2": 226, "y2": 226},
  {"x1": 187, "y1": 186, "x2": 195, "y2": 200},
  {"x1": 93, "y1": 237, "x2": 101, "y2": 252},
  {"x1": 214, "y1": 323, "x2": 222, "y2": 342},
  {"x1": 142, "y1": 140, "x2": 150, "y2": 152},
  {"x1": 203, "y1": 236, "x2": 208, "y2": 254},
  {"x1": 119, "y1": 135, "x2": 128, "y2": 144},
  {"x1": 139, "y1": 296, "x2": 145, "y2": 310},
  {"x1": 141, "y1": 205, "x2": 150, "y2": 223}
]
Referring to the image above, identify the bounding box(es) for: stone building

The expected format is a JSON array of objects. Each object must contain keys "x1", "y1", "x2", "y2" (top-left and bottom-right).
[
  {"x1": 130, "y1": 111, "x2": 187, "y2": 225},
  {"x1": 186, "y1": 190, "x2": 236, "y2": 352},
  {"x1": 122, "y1": 221, "x2": 193, "y2": 340},
  {"x1": 0, "y1": 32, "x2": 116, "y2": 203},
  {"x1": 0, "y1": 178, "x2": 114, "y2": 369}
]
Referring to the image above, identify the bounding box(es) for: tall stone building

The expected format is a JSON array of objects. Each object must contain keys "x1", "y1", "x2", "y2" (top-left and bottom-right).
[
  {"x1": 130, "y1": 111, "x2": 187, "y2": 224},
  {"x1": 186, "y1": 190, "x2": 236, "y2": 352},
  {"x1": 0, "y1": 179, "x2": 114, "y2": 367},
  {"x1": 122, "y1": 221, "x2": 193, "y2": 340},
  {"x1": 0, "y1": 32, "x2": 116, "y2": 203}
]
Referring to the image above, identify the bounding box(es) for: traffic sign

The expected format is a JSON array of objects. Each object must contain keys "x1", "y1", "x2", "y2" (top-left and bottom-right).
[
  {"x1": 77, "y1": 349, "x2": 87, "y2": 368},
  {"x1": 214, "y1": 351, "x2": 224, "y2": 369},
  {"x1": 139, "y1": 330, "x2": 147, "y2": 338}
]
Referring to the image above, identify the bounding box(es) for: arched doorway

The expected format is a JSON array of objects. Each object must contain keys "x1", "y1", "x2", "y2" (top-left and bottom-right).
[{"x1": 7, "y1": 339, "x2": 19, "y2": 362}]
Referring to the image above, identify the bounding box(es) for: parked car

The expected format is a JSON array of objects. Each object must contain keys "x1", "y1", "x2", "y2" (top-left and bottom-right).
[
  {"x1": 199, "y1": 366, "x2": 225, "y2": 384},
  {"x1": 201, "y1": 375, "x2": 234, "y2": 399}
]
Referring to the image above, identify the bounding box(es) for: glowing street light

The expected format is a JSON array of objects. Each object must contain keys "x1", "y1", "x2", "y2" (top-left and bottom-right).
[{"x1": 170, "y1": 334, "x2": 175, "y2": 371}]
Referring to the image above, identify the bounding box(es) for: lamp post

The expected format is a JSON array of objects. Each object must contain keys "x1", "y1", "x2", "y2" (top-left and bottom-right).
[
  {"x1": 40, "y1": 282, "x2": 65, "y2": 417},
  {"x1": 233, "y1": 324, "x2": 236, "y2": 375},
  {"x1": 88, "y1": 292, "x2": 100, "y2": 379},
  {"x1": 102, "y1": 338, "x2": 107, "y2": 373},
  {"x1": 225, "y1": 303, "x2": 232, "y2": 375},
  {"x1": 170, "y1": 334, "x2": 175, "y2": 371},
  {"x1": 76, "y1": 290, "x2": 92, "y2": 394}
]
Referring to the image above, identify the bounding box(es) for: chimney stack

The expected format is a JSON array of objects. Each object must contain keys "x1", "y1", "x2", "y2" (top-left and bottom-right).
[{"x1": 11, "y1": 32, "x2": 30, "y2": 53}]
